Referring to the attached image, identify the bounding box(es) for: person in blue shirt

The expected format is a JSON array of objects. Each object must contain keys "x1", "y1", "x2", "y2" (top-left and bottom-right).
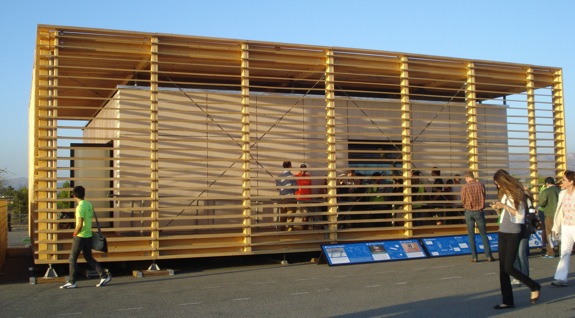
[{"x1": 276, "y1": 161, "x2": 297, "y2": 231}]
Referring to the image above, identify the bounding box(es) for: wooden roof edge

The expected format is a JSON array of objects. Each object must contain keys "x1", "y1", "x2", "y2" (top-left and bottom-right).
[{"x1": 37, "y1": 24, "x2": 562, "y2": 73}]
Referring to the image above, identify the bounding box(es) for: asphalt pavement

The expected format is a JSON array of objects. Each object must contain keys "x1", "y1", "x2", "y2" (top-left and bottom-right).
[{"x1": 2, "y1": 228, "x2": 575, "y2": 318}]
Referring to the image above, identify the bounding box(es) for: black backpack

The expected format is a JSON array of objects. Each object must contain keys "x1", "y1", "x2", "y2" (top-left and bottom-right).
[{"x1": 522, "y1": 197, "x2": 541, "y2": 238}]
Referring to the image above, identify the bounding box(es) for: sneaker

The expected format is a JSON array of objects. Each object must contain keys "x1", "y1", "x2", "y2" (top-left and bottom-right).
[
  {"x1": 96, "y1": 274, "x2": 112, "y2": 287},
  {"x1": 551, "y1": 279, "x2": 568, "y2": 287},
  {"x1": 541, "y1": 254, "x2": 555, "y2": 259},
  {"x1": 60, "y1": 282, "x2": 77, "y2": 289}
]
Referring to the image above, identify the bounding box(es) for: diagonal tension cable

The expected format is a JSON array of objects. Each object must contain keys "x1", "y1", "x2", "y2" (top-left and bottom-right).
[
  {"x1": 337, "y1": 82, "x2": 466, "y2": 176},
  {"x1": 163, "y1": 76, "x2": 323, "y2": 223}
]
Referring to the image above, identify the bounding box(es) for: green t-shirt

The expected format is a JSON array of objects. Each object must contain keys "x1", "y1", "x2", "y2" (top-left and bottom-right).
[{"x1": 76, "y1": 200, "x2": 93, "y2": 238}]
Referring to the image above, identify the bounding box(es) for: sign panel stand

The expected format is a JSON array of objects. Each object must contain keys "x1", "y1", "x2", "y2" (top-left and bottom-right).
[
  {"x1": 320, "y1": 239, "x2": 427, "y2": 266},
  {"x1": 319, "y1": 231, "x2": 543, "y2": 266}
]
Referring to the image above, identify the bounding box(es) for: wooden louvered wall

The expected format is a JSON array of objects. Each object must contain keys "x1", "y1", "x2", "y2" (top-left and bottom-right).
[{"x1": 29, "y1": 25, "x2": 566, "y2": 265}]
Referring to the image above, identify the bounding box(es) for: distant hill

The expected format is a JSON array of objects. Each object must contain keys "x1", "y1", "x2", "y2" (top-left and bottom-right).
[
  {"x1": 2, "y1": 177, "x2": 28, "y2": 189},
  {"x1": 507, "y1": 153, "x2": 575, "y2": 176}
]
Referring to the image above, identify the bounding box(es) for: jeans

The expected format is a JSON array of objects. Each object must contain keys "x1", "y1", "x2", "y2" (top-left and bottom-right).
[
  {"x1": 69, "y1": 236, "x2": 106, "y2": 283},
  {"x1": 513, "y1": 237, "x2": 529, "y2": 276},
  {"x1": 465, "y1": 210, "x2": 492, "y2": 259}
]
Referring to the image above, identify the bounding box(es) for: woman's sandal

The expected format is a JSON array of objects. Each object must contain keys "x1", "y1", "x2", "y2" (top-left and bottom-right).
[{"x1": 531, "y1": 288, "x2": 541, "y2": 304}]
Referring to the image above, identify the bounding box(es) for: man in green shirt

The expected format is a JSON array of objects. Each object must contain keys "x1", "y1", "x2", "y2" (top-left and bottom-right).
[
  {"x1": 60, "y1": 186, "x2": 111, "y2": 288},
  {"x1": 539, "y1": 177, "x2": 560, "y2": 258}
]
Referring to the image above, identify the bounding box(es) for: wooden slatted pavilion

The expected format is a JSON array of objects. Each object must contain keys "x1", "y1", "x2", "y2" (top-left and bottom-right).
[{"x1": 28, "y1": 25, "x2": 566, "y2": 267}]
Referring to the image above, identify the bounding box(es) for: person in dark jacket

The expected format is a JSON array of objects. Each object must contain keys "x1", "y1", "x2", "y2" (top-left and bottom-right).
[{"x1": 539, "y1": 177, "x2": 560, "y2": 258}]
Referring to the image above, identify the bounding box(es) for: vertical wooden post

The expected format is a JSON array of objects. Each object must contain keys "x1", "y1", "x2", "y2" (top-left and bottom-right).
[
  {"x1": 465, "y1": 62, "x2": 479, "y2": 175},
  {"x1": 0, "y1": 200, "x2": 8, "y2": 272},
  {"x1": 324, "y1": 49, "x2": 338, "y2": 240},
  {"x1": 552, "y1": 69, "x2": 567, "y2": 175},
  {"x1": 33, "y1": 29, "x2": 52, "y2": 262},
  {"x1": 47, "y1": 31, "x2": 59, "y2": 262},
  {"x1": 149, "y1": 36, "x2": 160, "y2": 258},
  {"x1": 526, "y1": 68, "x2": 538, "y2": 198},
  {"x1": 400, "y1": 56, "x2": 413, "y2": 236},
  {"x1": 241, "y1": 43, "x2": 252, "y2": 251}
]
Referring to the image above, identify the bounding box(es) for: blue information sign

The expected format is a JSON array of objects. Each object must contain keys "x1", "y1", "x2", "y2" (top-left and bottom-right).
[
  {"x1": 422, "y1": 233, "x2": 499, "y2": 257},
  {"x1": 477, "y1": 233, "x2": 499, "y2": 253},
  {"x1": 529, "y1": 230, "x2": 543, "y2": 248},
  {"x1": 320, "y1": 231, "x2": 542, "y2": 266},
  {"x1": 421, "y1": 235, "x2": 470, "y2": 257},
  {"x1": 321, "y1": 239, "x2": 427, "y2": 266}
]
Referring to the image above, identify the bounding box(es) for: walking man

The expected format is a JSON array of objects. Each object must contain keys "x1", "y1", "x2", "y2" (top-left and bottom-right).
[
  {"x1": 60, "y1": 186, "x2": 111, "y2": 288},
  {"x1": 461, "y1": 171, "x2": 494, "y2": 262}
]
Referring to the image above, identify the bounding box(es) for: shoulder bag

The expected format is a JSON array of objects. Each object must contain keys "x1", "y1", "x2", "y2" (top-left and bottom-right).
[{"x1": 91, "y1": 209, "x2": 108, "y2": 253}]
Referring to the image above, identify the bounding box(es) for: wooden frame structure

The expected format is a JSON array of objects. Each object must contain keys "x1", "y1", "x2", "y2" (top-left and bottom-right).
[
  {"x1": 28, "y1": 25, "x2": 566, "y2": 265},
  {"x1": 0, "y1": 200, "x2": 7, "y2": 272}
]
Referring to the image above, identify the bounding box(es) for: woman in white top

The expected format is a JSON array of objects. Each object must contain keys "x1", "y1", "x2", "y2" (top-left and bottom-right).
[
  {"x1": 491, "y1": 169, "x2": 541, "y2": 309},
  {"x1": 551, "y1": 170, "x2": 575, "y2": 287}
]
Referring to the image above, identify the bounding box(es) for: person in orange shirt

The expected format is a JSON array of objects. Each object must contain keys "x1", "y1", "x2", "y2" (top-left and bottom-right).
[{"x1": 295, "y1": 164, "x2": 313, "y2": 229}]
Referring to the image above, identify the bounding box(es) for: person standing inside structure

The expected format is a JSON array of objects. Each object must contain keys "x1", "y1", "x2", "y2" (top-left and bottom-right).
[
  {"x1": 430, "y1": 168, "x2": 445, "y2": 225},
  {"x1": 411, "y1": 170, "x2": 427, "y2": 226},
  {"x1": 295, "y1": 164, "x2": 313, "y2": 230},
  {"x1": 461, "y1": 171, "x2": 494, "y2": 263},
  {"x1": 551, "y1": 170, "x2": 575, "y2": 287},
  {"x1": 60, "y1": 186, "x2": 111, "y2": 289},
  {"x1": 276, "y1": 161, "x2": 297, "y2": 231}
]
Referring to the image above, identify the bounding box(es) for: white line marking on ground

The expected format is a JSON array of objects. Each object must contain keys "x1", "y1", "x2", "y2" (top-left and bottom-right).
[
  {"x1": 291, "y1": 292, "x2": 310, "y2": 295},
  {"x1": 161, "y1": 289, "x2": 192, "y2": 293},
  {"x1": 396, "y1": 282, "x2": 407, "y2": 285},
  {"x1": 366, "y1": 284, "x2": 381, "y2": 288},
  {"x1": 232, "y1": 298, "x2": 251, "y2": 301},
  {"x1": 58, "y1": 313, "x2": 82, "y2": 316},
  {"x1": 432, "y1": 265, "x2": 456, "y2": 269},
  {"x1": 296, "y1": 278, "x2": 320, "y2": 281},
  {"x1": 200, "y1": 286, "x2": 221, "y2": 290},
  {"x1": 63, "y1": 296, "x2": 89, "y2": 300},
  {"x1": 439, "y1": 276, "x2": 461, "y2": 280},
  {"x1": 179, "y1": 302, "x2": 203, "y2": 306},
  {"x1": 253, "y1": 281, "x2": 276, "y2": 285},
  {"x1": 117, "y1": 307, "x2": 143, "y2": 311}
]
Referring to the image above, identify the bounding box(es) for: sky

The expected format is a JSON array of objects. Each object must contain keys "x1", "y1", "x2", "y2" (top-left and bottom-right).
[{"x1": 1, "y1": 0, "x2": 574, "y2": 179}]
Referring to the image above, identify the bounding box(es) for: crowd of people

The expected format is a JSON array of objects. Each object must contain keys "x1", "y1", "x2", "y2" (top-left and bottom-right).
[
  {"x1": 276, "y1": 162, "x2": 468, "y2": 229},
  {"x1": 275, "y1": 162, "x2": 575, "y2": 309}
]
